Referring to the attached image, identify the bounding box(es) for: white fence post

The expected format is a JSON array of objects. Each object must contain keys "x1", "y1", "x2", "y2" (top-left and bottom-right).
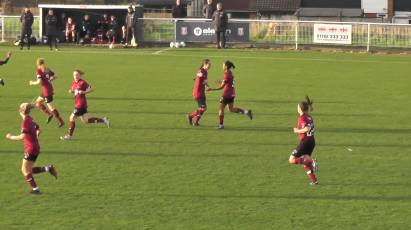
[
  {"x1": 1, "y1": 16, "x2": 4, "y2": 42},
  {"x1": 295, "y1": 21, "x2": 299, "y2": 50},
  {"x1": 367, "y1": 23, "x2": 370, "y2": 52}
]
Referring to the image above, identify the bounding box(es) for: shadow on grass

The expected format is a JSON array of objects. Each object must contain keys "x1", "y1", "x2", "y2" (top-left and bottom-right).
[{"x1": 153, "y1": 193, "x2": 411, "y2": 202}]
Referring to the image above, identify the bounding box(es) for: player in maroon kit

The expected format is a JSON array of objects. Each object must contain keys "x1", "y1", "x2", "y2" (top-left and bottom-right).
[
  {"x1": 188, "y1": 59, "x2": 211, "y2": 126},
  {"x1": 60, "y1": 70, "x2": 110, "y2": 140},
  {"x1": 0, "y1": 51, "x2": 12, "y2": 86},
  {"x1": 289, "y1": 96, "x2": 318, "y2": 185},
  {"x1": 5, "y1": 103, "x2": 57, "y2": 195},
  {"x1": 207, "y1": 60, "x2": 252, "y2": 129},
  {"x1": 29, "y1": 58, "x2": 65, "y2": 127}
]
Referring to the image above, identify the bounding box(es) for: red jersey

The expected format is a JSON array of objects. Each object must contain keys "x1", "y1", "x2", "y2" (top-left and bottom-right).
[
  {"x1": 222, "y1": 70, "x2": 236, "y2": 98},
  {"x1": 297, "y1": 114, "x2": 315, "y2": 141},
  {"x1": 37, "y1": 68, "x2": 54, "y2": 97},
  {"x1": 71, "y1": 79, "x2": 90, "y2": 109},
  {"x1": 193, "y1": 68, "x2": 208, "y2": 99},
  {"x1": 66, "y1": 22, "x2": 75, "y2": 31},
  {"x1": 21, "y1": 116, "x2": 40, "y2": 155}
]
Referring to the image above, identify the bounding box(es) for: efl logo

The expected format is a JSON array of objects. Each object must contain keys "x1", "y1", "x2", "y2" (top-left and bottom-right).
[
  {"x1": 181, "y1": 27, "x2": 188, "y2": 36},
  {"x1": 194, "y1": 27, "x2": 202, "y2": 36},
  {"x1": 238, "y1": 28, "x2": 244, "y2": 36}
]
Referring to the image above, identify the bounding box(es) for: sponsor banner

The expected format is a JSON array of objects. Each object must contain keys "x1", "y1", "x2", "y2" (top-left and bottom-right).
[
  {"x1": 313, "y1": 24, "x2": 352, "y2": 45},
  {"x1": 176, "y1": 21, "x2": 249, "y2": 42}
]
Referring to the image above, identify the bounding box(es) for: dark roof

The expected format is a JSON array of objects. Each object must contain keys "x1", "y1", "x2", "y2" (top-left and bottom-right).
[
  {"x1": 297, "y1": 8, "x2": 363, "y2": 17},
  {"x1": 395, "y1": 0, "x2": 411, "y2": 11},
  {"x1": 221, "y1": 0, "x2": 253, "y2": 12},
  {"x1": 300, "y1": 0, "x2": 360, "y2": 9},
  {"x1": 254, "y1": 0, "x2": 300, "y2": 12}
]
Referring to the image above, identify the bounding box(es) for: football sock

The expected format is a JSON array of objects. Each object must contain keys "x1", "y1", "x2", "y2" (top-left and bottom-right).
[
  {"x1": 88, "y1": 117, "x2": 104, "y2": 123},
  {"x1": 233, "y1": 108, "x2": 245, "y2": 114},
  {"x1": 69, "y1": 121, "x2": 75, "y2": 136},
  {"x1": 38, "y1": 103, "x2": 52, "y2": 116},
  {"x1": 51, "y1": 109, "x2": 64, "y2": 124},
  {"x1": 219, "y1": 115, "x2": 224, "y2": 125},
  {"x1": 32, "y1": 166, "x2": 48, "y2": 174},
  {"x1": 303, "y1": 165, "x2": 317, "y2": 183},
  {"x1": 194, "y1": 108, "x2": 206, "y2": 124},
  {"x1": 24, "y1": 174, "x2": 37, "y2": 189}
]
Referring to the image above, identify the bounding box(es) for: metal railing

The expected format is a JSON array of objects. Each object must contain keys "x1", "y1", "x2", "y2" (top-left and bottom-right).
[
  {"x1": 0, "y1": 16, "x2": 40, "y2": 42},
  {"x1": 139, "y1": 18, "x2": 411, "y2": 51}
]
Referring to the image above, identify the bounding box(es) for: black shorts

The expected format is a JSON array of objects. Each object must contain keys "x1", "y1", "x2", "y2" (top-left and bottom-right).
[
  {"x1": 41, "y1": 95, "x2": 53, "y2": 103},
  {"x1": 220, "y1": 97, "x2": 235, "y2": 105},
  {"x1": 196, "y1": 97, "x2": 207, "y2": 108},
  {"x1": 292, "y1": 138, "x2": 316, "y2": 158},
  {"x1": 73, "y1": 108, "x2": 87, "y2": 116},
  {"x1": 23, "y1": 153, "x2": 38, "y2": 162}
]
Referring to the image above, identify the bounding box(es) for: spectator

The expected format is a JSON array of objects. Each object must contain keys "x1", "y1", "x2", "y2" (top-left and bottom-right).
[
  {"x1": 20, "y1": 7, "x2": 34, "y2": 50},
  {"x1": 203, "y1": 0, "x2": 215, "y2": 19},
  {"x1": 58, "y1": 12, "x2": 67, "y2": 31},
  {"x1": 212, "y1": 2, "x2": 228, "y2": 49},
  {"x1": 107, "y1": 15, "x2": 119, "y2": 49},
  {"x1": 124, "y1": 5, "x2": 138, "y2": 47},
  {"x1": 172, "y1": 0, "x2": 186, "y2": 18},
  {"x1": 97, "y1": 14, "x2": 110, "y2": 41},
  {"x1": 65, "y1": 17, "x2": 76, "y2": 43},
  {"x1": 77, "y1": 14, "x2": 94, "y2": 44},
  {"x1": 45, "y1": 9, "x2": 58, "y2": 51}
]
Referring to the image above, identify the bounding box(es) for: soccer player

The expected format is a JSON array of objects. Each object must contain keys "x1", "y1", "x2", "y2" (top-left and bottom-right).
[
  {"x1": 29, "y1": 58, "x2": 65, "y2": 127},
  {"x1": 289, "y1": 96, "x2": 318, "y2": 185},
  {"x1": 5, "y1": 103, "x2": 57, "y2": 195},
  {"x1": 188, "y1": 59, "x2": 211, "y2": 126},
  {"x1": 207, "y1": 60, "x2": 253, "y2": 129},
  {"x1": 0, "y1": 51, "x2": 12, "y2": 86},
  {"x1": 65, "y1": 17, "x2": 76, "y2": 43},
  {"x1": 60, "y1": 70, "x2": 110, "y2": 140}
]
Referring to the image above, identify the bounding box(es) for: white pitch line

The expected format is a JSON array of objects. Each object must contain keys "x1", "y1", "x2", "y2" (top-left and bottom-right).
[{"x1": 152, "y1": 48, "x2": 172, "y2": 55}]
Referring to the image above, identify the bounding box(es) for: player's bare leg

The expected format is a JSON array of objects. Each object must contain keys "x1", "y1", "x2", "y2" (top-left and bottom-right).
[
  {"x1": 218, "y1": 103, "x2": 225, "y2": 129},
  {"x1": 35, "y1": 97, "x2": 53, "y2": 123},
  {"x1": 228, "y1": 103, "x2": 253, "y2": 120},
  {"x1": 21, "y1": 159, "x2": 41, "y2": 194},
  {"x1": 46, "y1": 102, "x2": 65, "y2": 127},
  {"x1": 289, "y1": 155, "x2": 318, "y2": 184},
  {"x1": 61, "y1": 113, "x2": 76, "y2": 140}
]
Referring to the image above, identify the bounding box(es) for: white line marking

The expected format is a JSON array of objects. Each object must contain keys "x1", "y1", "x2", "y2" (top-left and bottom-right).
[{"x1": 152, "y1": 48, "x2": 172, "y2": 55}]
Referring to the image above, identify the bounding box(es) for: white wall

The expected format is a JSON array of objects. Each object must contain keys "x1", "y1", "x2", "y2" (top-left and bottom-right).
[{"x1": 362, "y1": 0, "x2": 387, "y2": 14}]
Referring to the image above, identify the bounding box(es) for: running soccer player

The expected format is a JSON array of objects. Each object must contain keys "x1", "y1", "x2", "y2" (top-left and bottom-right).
[
  {"x1": 207, "y1": 60, "x2": 252, "y2": 129},
  {"x1": 289, "y1": 96, "x2": 318, "y2": 185},
  {"x1": 5, "y1": 103, "x2": 57, "y2": 195},
  {"x1": 29, "y1": 58, "x2": 65, "y2": 127},
  {"x1": 188, "y1": 59, "x2": 211, "y2": 126},
  {"x1": 0, "y1": 51, "x2": 12, "y2": 86},
  {"x1": 60, "y1": 70, "x2": 109, "y2": 140}
]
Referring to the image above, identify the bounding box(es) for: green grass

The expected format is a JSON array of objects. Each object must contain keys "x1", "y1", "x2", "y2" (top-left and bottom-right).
[{"x1": 0, "y1": 46, "x2": 410, "y2": 229}]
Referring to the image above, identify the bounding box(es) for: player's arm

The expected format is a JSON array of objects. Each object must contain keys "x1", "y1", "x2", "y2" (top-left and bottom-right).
[
  {"x1": 29, "y1": 78, "x2": 41, "y2": 86},
  {"x1": 6, "y1": 133, "x2": 25, "y2": 141},
  {"x1": 0, "y1": 51, "x2": 12, "y2": 65},
  {"x1": 208, "y1": 80, "x2": 225, "y2": 91},
  {"x1": 76, "y1": 86, "x2": 93, "y2": 95},
  {"x1": 34, "y1": 123, "x2": 41, "y2": 137},
  {"x1": 293, "y1": 125, "x2": 309, "y2": 134}
]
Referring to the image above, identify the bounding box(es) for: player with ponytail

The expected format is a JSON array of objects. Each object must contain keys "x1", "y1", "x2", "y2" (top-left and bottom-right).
[
  {"x1": 289, "y1": 96, "x2": 318, "y2": 185},
  {"x1": 5, "y1": 103, "x2": 57, "y2": 195},
  {"x1": 208, "y1": 60, "x2": 253, "y2": 129}
]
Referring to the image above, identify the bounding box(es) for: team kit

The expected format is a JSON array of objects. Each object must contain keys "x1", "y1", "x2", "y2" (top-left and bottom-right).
[{"x1": 2, "y1": 52, "x2": 318, "y2": 195}]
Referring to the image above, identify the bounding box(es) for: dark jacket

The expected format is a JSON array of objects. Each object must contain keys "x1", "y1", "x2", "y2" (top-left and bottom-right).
[
  {"x1": 80, "y1": 19, "x2": 93, "y2": 34},
  {"x1": 45, "y1": 14, "x2": 58, "y2": 36},
  {"x1": 212, "y1": 10, "x2": 228, "y2": 31},
  {"x1": 125, "y1": 12, "x2": 136, "y2": 28},
  {"x1": 108, "y1": 19, "x2": 119, "y2": 32},
  {"x1": 20, "y1": 11, "x2": 34, "y2": 29},
  {"x1": 172, "y1": 5, "x2": 187, "y2": 18},
  {"x1": 203, "y1": 4, "x2": 215, "y2": 19}
]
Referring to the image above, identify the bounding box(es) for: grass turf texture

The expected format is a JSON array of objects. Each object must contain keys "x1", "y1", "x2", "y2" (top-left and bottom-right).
[{"x1": 0, "y1": 46, "x2": 410, "y2": 230}]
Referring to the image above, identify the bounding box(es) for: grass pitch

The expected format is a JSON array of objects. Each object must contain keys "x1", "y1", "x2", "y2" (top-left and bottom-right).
[{"x1": 0, "y1": 46, "x2": 410, "y2": 229}]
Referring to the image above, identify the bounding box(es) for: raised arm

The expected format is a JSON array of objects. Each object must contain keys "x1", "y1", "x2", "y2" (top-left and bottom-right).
[{"x1": 6, "y1": 133, "x2": 25, "y2": 141}]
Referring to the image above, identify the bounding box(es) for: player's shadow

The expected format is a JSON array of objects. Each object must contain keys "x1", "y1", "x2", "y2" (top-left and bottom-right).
[{"x1": 153, "y1": 193, "x2": 411, "y2": 202}]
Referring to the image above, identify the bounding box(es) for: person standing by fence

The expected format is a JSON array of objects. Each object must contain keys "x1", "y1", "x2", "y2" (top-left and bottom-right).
[
  {"x1": 124, "y1": 5, "x2": 138, "y2": 47},
  {"x1": 212, "y1": 2, "x2": 228, "y2": 49},
  {"x1": 45, "y1": 9, "x2": 58, "y2": 51},
  {"x1": 172, "y1": 0, "x2": 187, "y2": 18},
  {"x1": 203, "y1": 0, "x2": 215, "y2": 19},
  {"x1": 20, "y1": 7, "x2": 34, "y2": 50}
]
